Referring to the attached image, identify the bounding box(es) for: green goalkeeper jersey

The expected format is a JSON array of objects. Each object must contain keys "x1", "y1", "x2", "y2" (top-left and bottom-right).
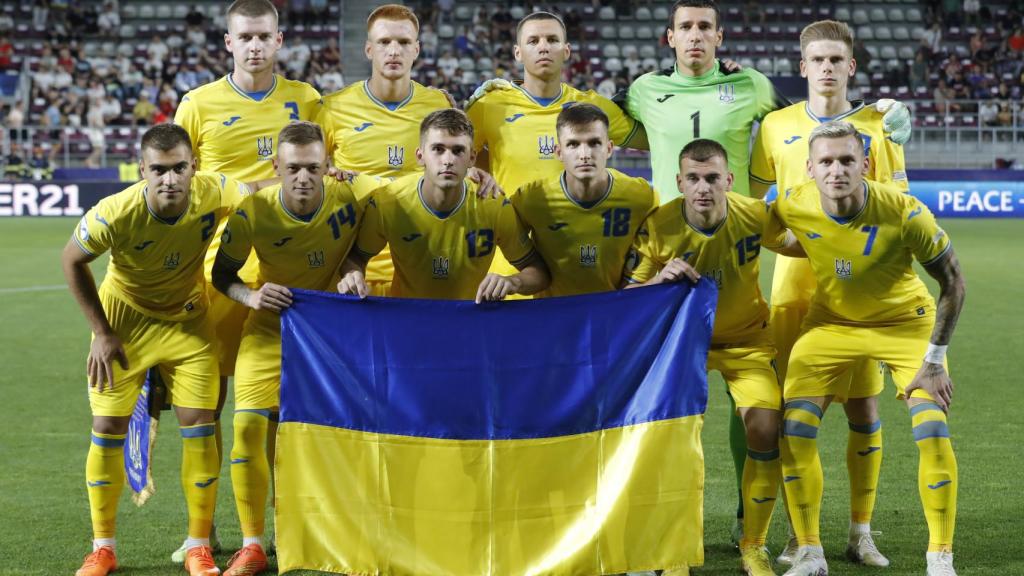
[{"x1": 624, "y1": 60, "x2": 787, "y2": 202}]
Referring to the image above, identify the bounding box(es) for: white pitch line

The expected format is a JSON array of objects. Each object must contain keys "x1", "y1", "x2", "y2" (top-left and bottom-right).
[{"x1": 0, "y1": 284, "x2": 66, "y2": 294}]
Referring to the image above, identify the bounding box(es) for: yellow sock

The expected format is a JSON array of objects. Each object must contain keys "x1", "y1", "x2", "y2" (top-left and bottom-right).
[
  {"x1": 847, "y1": 419, "x2": 882, "y2": 524},
  {"x1": 911, "y1": 402, "x2": 957, "y2": 552},
  {"x1": 780, "y1": 400, "x2": 824, "y2": 547},
  {"x1": 740, "y1": 449, "x2": 780, "y2": 548},
  {"x1": 231, "y1": 410, "x2": 271, "y2": 538},
  {"x1": 180, "y1": 423, "x2": 219, "y2": 539},
  {"x1": 86, "y1": 431, "x2": 127, "y2": 539}
]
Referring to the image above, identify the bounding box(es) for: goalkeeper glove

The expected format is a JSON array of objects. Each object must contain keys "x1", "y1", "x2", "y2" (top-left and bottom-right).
[
  {"x1": 465, "y1": 78, "x2": 513, "y2": 108},
  {"x1": 876, "y1": 98, "x2": 913, "y2": 145}
]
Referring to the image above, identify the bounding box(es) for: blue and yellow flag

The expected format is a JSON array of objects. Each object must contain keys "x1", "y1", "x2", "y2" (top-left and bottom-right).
[{"x1": 276, "y1": 281, "x2": 717, "y2": 575}]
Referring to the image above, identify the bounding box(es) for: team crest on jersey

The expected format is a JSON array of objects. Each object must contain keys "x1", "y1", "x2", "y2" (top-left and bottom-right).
[
  {"x1": 256, "y1": 136, "x2": 274, "y2": 161},
  {"x1": 580, "y1": 244, "x2": 598, "y2": 267},
  {"x1": 164, "y1": 252, "x2": 181, "y2": 270},
  {"x1": 432, "y1": 256, "x2": 450, "y2": 279},
  {"x1": 306, "y1": 249, "x2": 325, "y2": 268},
  {"x1": 707, "y1": 268, "x2": 723, "y2": 289},
  {"x1": 538, "y1": 135, "x2": 557, "y2": 158},
  {"x1": 834, "y1": 258, "x2": 853, "y2": 279},
  {"x1": 388, "y1": 145, "x2": 405, "y2": 167},
  {"x1": 718, "y1": 84, "x2": 736, "y2": 103}
]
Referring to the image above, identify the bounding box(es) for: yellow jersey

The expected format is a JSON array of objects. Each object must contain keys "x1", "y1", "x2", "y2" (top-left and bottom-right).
[
  {"x1": 354, "y1": 174, "x2": 536, "y2": 300},
  {"x1": 750, "y1": 100, "x2": 908, "y2": 198},
  {"x1": 73, "y1": 172, "x2": 249, "y2": 322},
  {"x1": 316, "y1": 80, "x2": 451, "y2": 179},
  {"x1": 511, "y1": 169, "x2": 657, "y2": 297},
  {"x1": 765, "y1": 179, "x2": 951, "y2": 326},
  {"x1": 626, "y1": 193, "x2": 782, "y2": 345},
  {"x1": 174, "y1": 74, "x2": 322, "y2": 183},
  {"x1": 466, "y1": 82, "x2": 641, "y2": 194}
]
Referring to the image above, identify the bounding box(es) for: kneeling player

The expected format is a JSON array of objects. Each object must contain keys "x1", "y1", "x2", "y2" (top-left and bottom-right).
[
  {"x1": 768, "y1": 122, "x2": 965, "y2": 576},
  {"x1": 511, "y1": 103, "x2": 657, "y2": 297},
  {"x1": 211, "y1": 122, "x2": 375, "y2": 576},
  {"x1": 338, "y1": 108, "x2": 550, "y2": 301},
  {"x1": 63, "y1": 124, "x2": 248, "y2": 576},
  {"x1": 625, "y1": 139, "x2": 803, "y2": 576}
]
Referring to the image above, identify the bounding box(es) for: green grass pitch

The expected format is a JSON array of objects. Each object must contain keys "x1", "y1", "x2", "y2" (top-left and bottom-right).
[{"x1": 0, "y1": 218, "x2": 1021, "y2": 575}]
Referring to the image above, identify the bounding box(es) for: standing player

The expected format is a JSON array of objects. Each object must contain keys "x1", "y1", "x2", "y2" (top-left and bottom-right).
[
  {"x1": 172, "y1": 0, "x2": 322, "y2": 560},
  {"x1": 620, "y1": 0, "x2": 913, "y2": 543},
  {"x1": 211, "y1": 122, "x2": 375, "y2": 576},
  {"x1": 511, "y1": 103, "x2": 656, "y2": 297},
  {"x1": 337, "y1": 109, "x2": 549, "y2": 301},
  {"x1": 766, "y1": 122, "x2": 964, "y2": 576},
  {"x1": 625, "y1": 139, "x2": 803, "y2": 576},
  {"x1": 317, "y1": 5, "x2": 497, "y2": 296},
  {"x1": 749, "y1": 20, "x2": 908, "y2": 568},
  {"x1": 63, "y1": 124, "x2": 249, "y2": 576},
  {"x1": 466, "y1": 10, "x2": 646, "y2": 288}
]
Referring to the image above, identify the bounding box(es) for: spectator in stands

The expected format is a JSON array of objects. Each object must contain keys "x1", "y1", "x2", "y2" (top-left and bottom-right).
[
  {"x1": 6, "y1": 103, "x2": 25, "y2": 139},
  {"x1": 0, "y1": 12, "x2": 13, "y2": 34},
  {"x1": 133, "y1": 96, "x2": 156, "y2": 126},
  {"x1": 910, "y1": 49, "x2": 929, "y2": 92},
  {"x1": 33, "y1": 0, "x2": 49, "y2": 30},
  {"x1": 1010, "y1": 28, "x2": 1024, "y2": 53},
  {"x1": 43, "y1": 95, "x2": 61, "y2": 127},
  {"x1": 85, "y1": 99, "x2": 105, "y2": 168},
  {"x1": 27, "y1": 143, "x2": 54, "y2": 180},
  {"x1": 146, "y1": 35, "x2": 169, "y2": 75},
  {"x1": 174, "y1": 63, "x2": 199, "y2": 94},
  {"x1": 437, "y1": 0, "x2": 454, "y2": 25},
  {"x1": 316, "y1": 36, "x2": 342, "y2": 73},
  {"x1": 86, "y1": 78, "x2": 105, "y2": 103},
  {"x1": 922, "y1": 20, "x2": 943, "y2": 56},
  {"x1": 186, "y1": 4, "x2": 204, "y2": 29},
  {"x1": 980, "y1": 99, "x2": 999, "y2": 126},
  {"x1": 420, "y1": 24, "x2": 439, "y2": 59},
  {"x1": 60, "y1": 90, "x2": 84, "y2": 127},
  {"x1": 56, "y1": 46, "x2": 74, "y2": 73},
  {"x1": 624, "y1": 52, "x2": 643, "y2": 79},
  {"x1": 310, "y1": 0, "x2": 328, "y2": 22},
  {"x1": 997, "y1": 101, "x2": 1014, "y2": 127},
  {"x1": 963, "y1": 0, "x2": 981, "y2": 26},
  {"x1": 285, "y1": 36, "x2": 312, "y2": 77},
  {"x1": 97, "y1": 2, "x2": 119, "y2": 38},
  {"x1": 438, "y1": 49, "x2": 458, "y2": 78},
  {"x1": 0, "y1": 35, "x2": 14, "y2": 70},
  {"x1": 194, "y1": 61, "x2": 215, "y2": 86},
  {"x1": 742, "y1": 0, "x2": 765, "y2": 27},
  {"x1": 853, "y1": 38, "x2": 871, "y2": 74},
  {"x1": 934, "y1": 78, "x2": 959, "y2": 116},
  {"x1": 99, "y1": 93, "x2": 121, "y2": 125},
  {"x1": 597, "y1": 74, "x2": 617, "y2": 99},
  {"x1": 316, "y1": 64, "x2": 344, "y2": 94},
  {"x1": 120, "y1": 62, "x2": 143, "y2": 99}
]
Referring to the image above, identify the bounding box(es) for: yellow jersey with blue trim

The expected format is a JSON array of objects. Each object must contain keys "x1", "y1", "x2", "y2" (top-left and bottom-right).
[
  {"x1": 316, "y1": 80, "x2": 451, "y2": 179},
  {"x1": 220, "y1": 174, "x2": 380, "y2": 290},
  {"x1": 750, "y1": 100, "x2": 908, "y2": 198},
  {"x1": 626, "y1": 193, "x2": 781, "y2": 345},
  {"x1": 765, "y1": 179, "x2": 951, "y2": 326},
  {"x1": 73, "y1": 172, "x2": 249, "y2": 321},
  {"x1": 465, "y1": 82, "x2": 641, "y2": 194},
  {"x1": 511, "y1": 168, "x2": 657, "y2": 297},
  {"x1": 174, "y1": 74, "x2": 322, "y2": 183},
  {"x1": 354, "y1": 174, "x2": 536, "y2": 300}
]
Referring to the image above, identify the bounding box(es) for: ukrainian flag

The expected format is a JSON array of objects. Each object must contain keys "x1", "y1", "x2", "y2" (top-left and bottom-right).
[{"x1": 276, "y1": 281, "x2": 716, "y2": 575}]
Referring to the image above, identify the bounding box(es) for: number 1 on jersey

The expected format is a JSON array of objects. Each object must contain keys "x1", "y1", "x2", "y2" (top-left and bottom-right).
[{"x1": 690, "y1": 111, "x2": 700, "y2": 138}]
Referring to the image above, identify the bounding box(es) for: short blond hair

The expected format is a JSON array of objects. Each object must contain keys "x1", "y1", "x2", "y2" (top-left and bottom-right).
[
  {"x1": 799, "y1": 20, "x2": 854, "y2": 58},
  {"x1": 367, "y1": 4, "x2": 419, "y2": 34}
]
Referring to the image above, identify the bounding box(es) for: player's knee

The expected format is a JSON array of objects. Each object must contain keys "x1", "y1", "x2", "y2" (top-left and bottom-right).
[
  {"x1": 176, "y1": 407, "x2": 216, "y2": 427},
  {"x1": 91, "y1": 415, "x2": 130, "y2": 436},
  {"x1": 843, "y1": 395, "x2": 880, "y2": 424},
  {"x1": 741, "y1": 408, "x2": 781, "y2": 451}
]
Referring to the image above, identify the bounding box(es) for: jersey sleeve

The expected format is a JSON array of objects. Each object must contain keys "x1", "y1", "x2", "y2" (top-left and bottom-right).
[
  {"x1": 592, "y1": 93, "x2": 640, "y2": 147},
  {"x1": 465, "y1": 98, "x2": 488, "y2": 153},
  {"x1": 623, "y1": 79, "x2": 645, "y2": 123},
  {"x1": 301, "y1": 84, "x2": 323, "y2": 121},
  {"x1": 869, "y1": 134, "x2": 909, "y2": 192},
  {"x1": 495, "y1": 197, "x2": 536, "y2": 268},
  {"x1": 217, "y1": 173, "x2": 252, "y2": 214},
  {"x1": 354, "y1": 192, "x2": 387, "y2": 259},
  {"x1": 750, "y1": 70, "x2": 789, "y2": 121},
  {"x1": 314, "y1": 102, "x2": 339, "y2": 162},
  {"x1": 348, "y1": 173, "x2": 385, "y2": 203},
  {"x1": 901, "y1": 198, "x2": 951, "y2": 266},
  {"x1": 219, "y1": 197, "x2": 255, "y2": 264},
  {"x1": 761, "y1": 197, "x2": 789, "y2": 250},
  {"x1": 749, "y1": 120, "x2": 777, "y2": 185},
  {"x1": 173, "y1": 92, "x2": 202, "y2": 152},
  {"x1": 74, "y1": 201, "x2": 116, "y2": 257},
  {"x1": 623, "y1": 220, "x2": 659, "y2": 284}
]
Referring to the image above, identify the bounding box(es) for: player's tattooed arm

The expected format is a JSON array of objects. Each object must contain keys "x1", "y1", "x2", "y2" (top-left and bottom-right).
[
  {"x1": 337, "y1": 251, "x2": 371, "y2": 299},
  {"x1": 62, "y1": 236, "x2": 128, "y2": 392},
  {"x1": 213, "y1": 251, "x2": 294, "y2": 312},
  {"x1": 922, "y1": 247, "x2": 966, "y2": 346}
]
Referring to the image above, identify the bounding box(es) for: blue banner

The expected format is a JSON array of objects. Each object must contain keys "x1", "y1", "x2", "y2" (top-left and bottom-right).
[
  {"x1": 279, "y1": 281, "x2": 717, "y2": 439},
  {"x1": 124, "y1": 376, "x2": 155, "y2": 504},
  {"x1": 907, "y1": 181, "x2": 1024, "y2": 218}
]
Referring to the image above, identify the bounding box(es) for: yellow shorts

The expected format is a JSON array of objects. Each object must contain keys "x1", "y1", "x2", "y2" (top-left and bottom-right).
[
  {"x1": 89, "y1": 290, "x2": 219, "y2": 417},
  {"x1": 368, "y1": 280, "x2": 392, "y2": 297},
  {"x1": 770, "y1": 255, "x2": 817, "y2": 308},
  {"x1": 784, "y1": 316, "x2": 941, "y2": 402},
  {"x1": 772, "y1": 304, "x2": 883, "y2": 402},
  {"x1": 206, "y1": 285, "x2": 250, "y2": 376},
  {"x1": 234, "y1": 311, "x2": 282, "y2": 410},
  {"x1": 707, "y1": 343, "x2": 782, "y2": 411}
]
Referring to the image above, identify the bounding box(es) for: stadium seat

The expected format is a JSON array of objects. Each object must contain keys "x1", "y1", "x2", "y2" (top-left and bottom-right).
[
  {"x1": 653, "y1": 6, "x2": 669, "y2": 22},
  {"x1": 600, "y1": 26, "x2": 616, "y2": 40},
  {"x1": 477, "y1": 57, "x2": 493, "y2": 73},
  {"x1": 898, "y1": 45, "x2": 915, "y2": 59},
  {"x1": 888, "y1": 8, "x2": 905, "y2": 22},
  {"x1": 857, "y1": 26, "x2": 874, "y2": 41},
  {"x1": 454, "y1": 6, "x2": 471, "y2": 21},
  {"x1": 893, "y1": 27, "x2": 910, "y2": 41},
  {"x1": 852, "y1": 9, "x2": 869, "y2": 25},
  {"x1": 782, "y1": 7, "x2": 797, "y2": 21},
  {"x1": 619, "y1": 25, "x2": 635, "y2": 40},
  {"x1": 729, "y1": 25, "x2": 747, "y2": 40},
  {"x1": 639, "y1": 45, "x2": 657, "y2": 59},
  {"x1": 755, "y1": 57, "x2": 774, "y2": 74},
  {"x1": 637, "y1": 26, "x2": 653, "y2": 40},
  {"x1": 636, "y1": 7, "x2": 652, "y2": 21},
  {"x1": 458, "y1": 57, "x2": 475, "y2": 72},
  {"x1": 463, "y1": 70, "x2": 477, "y2": 86},
  {"x1": 605, "y1": 57, "x2": 623, "y2": 73},
  {"x1": 911, "y1": 26, "x2": 925, "y2": 40},
  {"x1": 834, "y1": 7, "x2": 851, "y2": 22},
  {"x1": 510, "y1": 6, "x2": 525, "y2": 19},
  {"x1": 870, "y1": 8, "x2": 886, "y2": 22},
  {"x1": 660, "y1": 56, "x2": 674, "y2": 69},
  {"x1": 642, "y1": 57, "x2": 658, "y2": 71},
  {"x1": 603, "y1": 44, "x2": 620, "y2": 59},
  {"x1": 906, "y1": 8, "x2": 922, "y2": 22},
  {"x1": 119, "y1": 25, "x2": 136, "y2": 39},
  {"x1": 738, "y1": 57, "x2": 755, "y2": 70},
  {"x1": 156, "y1": 5, "x2": 172, "y2": 19},
  {"x1": 774, "y1": 57, "x2": 793, "y2": 75},
  {"x1": 173, "y1": 5, "x2": 188, "y2": 19},
  {"x1": 438, "y1": 24, "x2": 454, "y2": 39},
  {"x1": 599, "y1": 7, "x2": 616, "y2": 20},
  {"x1": 138, "y1": 5, "x2": 155, "y2": 19},
  {"x1": 876, "y1": 26, "x2": 892, "y2": 41},
  {"x1": 621, "y1": 44, "x2": 638, "y2": 58},
  {"x1": 122, "y1": 4, "x2": 137, "y2": 19}
]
